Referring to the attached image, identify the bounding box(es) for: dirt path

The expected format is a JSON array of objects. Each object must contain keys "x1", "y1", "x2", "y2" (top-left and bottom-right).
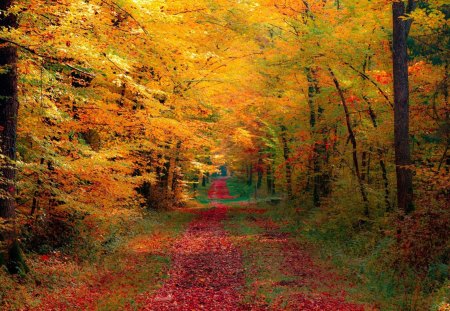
[
  {"x1": 208, "y1": 177, "x2": 235, "y2": 199},
  {"x1": 139, "y1": 178, "x2": 244, "y2": 310}
]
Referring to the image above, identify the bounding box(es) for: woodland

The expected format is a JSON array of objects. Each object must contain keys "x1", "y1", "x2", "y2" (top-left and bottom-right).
[{"x1": 0, "y1": 0, "x2": 448, "y2": 310}]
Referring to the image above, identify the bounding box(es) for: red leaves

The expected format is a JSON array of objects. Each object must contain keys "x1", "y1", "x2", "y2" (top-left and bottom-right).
[
  {"x1": 372, "y1": 71, "x2": 392, "y2": 85},
  {"x1": 207, "y1": 177, "x2": 236, "y2": 199},
  {"x1": 139, "y1": 203, "x2": 244, "y2": 310}
]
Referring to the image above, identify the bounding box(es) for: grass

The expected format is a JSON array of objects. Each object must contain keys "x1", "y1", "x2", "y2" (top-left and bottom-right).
[
  {"x1": 224, "y1": 204, "x2": 291, "y2": 307},
  {"x1": 0, "y1": 208, "x2": 195, "y2": 310},
  {"x1": 90, "y1": 209, "x2": 194, "y2": 310},
  {"x1": 257, "y1": 192, "x2": 449, "y2": 311}
]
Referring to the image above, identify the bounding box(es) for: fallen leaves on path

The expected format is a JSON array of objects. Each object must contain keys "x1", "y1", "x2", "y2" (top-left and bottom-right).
[
  {"x1": 137, "y1": 203, "x2": 244, "y2": 310},
  {"x1": 208, "y1": 177, "x2": 236, "y2": 200}
]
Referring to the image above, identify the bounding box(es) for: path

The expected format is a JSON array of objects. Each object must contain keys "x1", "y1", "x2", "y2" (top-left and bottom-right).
[
  {"x1": 140, "y1": 177, "x2": 365, "y2": 310},
  {"x1": 139, "y1": 177, "x2": 244, "y2": 310}
]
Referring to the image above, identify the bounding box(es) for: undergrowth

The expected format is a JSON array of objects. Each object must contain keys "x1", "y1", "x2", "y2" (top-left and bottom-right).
[
  {"x1": 261, "y1": 192, "x2": 449, "y2": 311},
  {"x1": 0, "y1": 208, "x2": 194, "y2": 310}
]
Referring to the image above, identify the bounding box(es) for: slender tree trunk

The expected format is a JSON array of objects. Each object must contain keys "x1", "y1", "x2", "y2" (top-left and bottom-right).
[
  {"x1": 171, "y1": 141, "x2": 182, "y2": 192},
  {"x1": 247, "y1": 163, "x2": 253, "y2": 186},
  {"x1": 257, "y1": 157, "x2": 263, "y2": 189},
  {"x1": 392, "y1": 1, "x2": 415, "y2": 214},
  {"x1": 361, "y1": 151, "x2": 368, "y2": 182},
  {"x1": 306, "y1": 67, "x2": 320, "y2": 206},
  {"x1": 202, "y1": 174, "x2": 207, "y2": 187},
  {"x1": 266, "y1": 163, "x2": 276, "y2": 195},
  {"x1": 280, "y1": 126, "x2": 293, "y2": 200},
  {"x1": 306, "y1": 67, "x2": 330, "y2": 206},
  {"x1": 380, "y1": 159, "x2": 392, "y2": 211},
  {"x1": 329, "y1": 68, "x2": 369, "y2": 216},
  {"x1": 364, "y1": 97, "x2": 392, "y2": 210}
]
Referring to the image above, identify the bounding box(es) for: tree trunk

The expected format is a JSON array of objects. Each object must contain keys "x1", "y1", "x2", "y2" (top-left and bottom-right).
[
  {"x1": 361, "y1": 151, "x2": 368, "y2": 182},
  {"x1": 247, "y1": 163, "x2": 253, "y2": 186},
  {"x1": 0, "y1": 0, "x2": 28, "y2": 273},
  {"x1": 257, "y1": 157, "x2": 263, "y2": 189},
  {"x1": 280, "y1": 126, "x2": 293, "y2": 200},
  {"x1": 266, "y1": 164, "x2": 275, "y2": 195},
  {"x1": 364, "y1": 97, "x2": 392, "y2": 211},
  {"x1": 329, "y1": 68, "x2": 369, "y2": 216},
  {"x1": 306, "y1": 67, "x2": 320, "y2": 206},
  {"x1": 306, "y1": 67, "x2": 330, "y2": 206},
  {"x1": 202, "y1": 174, "x2": 207, "y2": 187},
  {"x1": 392, "y1": 1, "x2": 415, "y2": 214},
  {"x1": 0, "y1": 0, "x2": 18, "y2": 220}
]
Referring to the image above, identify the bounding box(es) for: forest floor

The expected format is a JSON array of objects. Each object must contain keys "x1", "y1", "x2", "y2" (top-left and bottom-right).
[
  {"x1": 136, "y1": 177, "x2": 367, "y2": 311},
  {"x1": 19, "y1": 178, "x2": 368, "y2": 310}
]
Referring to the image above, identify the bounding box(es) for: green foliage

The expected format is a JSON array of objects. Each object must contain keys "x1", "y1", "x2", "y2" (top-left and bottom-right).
[{"x1": 226, "y1": 177, "x2": 254, "y2": 201}]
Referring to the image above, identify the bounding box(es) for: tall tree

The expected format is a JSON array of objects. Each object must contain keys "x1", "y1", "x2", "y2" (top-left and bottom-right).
[
  {"x1": 0, "y1": 0, "x2": 26, "y2": 273},
  {"x1": 392, "y1": 0, "x2": 417, "y2": 214}
]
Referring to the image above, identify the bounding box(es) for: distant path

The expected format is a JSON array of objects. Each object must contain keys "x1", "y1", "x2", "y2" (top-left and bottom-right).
[
  {"x1": 139, "y1": 178, "x2": 244, "y2": 310},
  {"x1": 208, "y1": 177, "x2": 235, "y2": 199}
]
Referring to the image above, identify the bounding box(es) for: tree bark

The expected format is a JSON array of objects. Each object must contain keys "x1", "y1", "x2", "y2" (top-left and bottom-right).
[
  {"x1": 392, "y1": 1, "x2": 415, "y2": 214},
  {"x1": 247, "y1": 163, "x2": 253, "y2": 186},
  {"x1": 0, "y1": 0, "x2": 25, "y2": 272},
  {"x1": 256, "y1": 157, "x2": 263, "y2": 189},
  {"x1": 280, "y1": 125, "x2": 293, "y2": 200},
  {"x1": 306, "y1": 67, "x2": 330, "y2": 206},
  {"x1": 266, "y1": 163, "x2": 275, "y2": 195},
  {"x1": 202, "y1": 174, "x2": 207, "y2": 187},
  {"x1": 0, "y1": 0, "x2": 18, "y2": 219}
]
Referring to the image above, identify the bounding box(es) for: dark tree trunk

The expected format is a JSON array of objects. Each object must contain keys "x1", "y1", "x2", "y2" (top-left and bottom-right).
[
  {"x1": 247, "y1": 164, "x2": 253, "y2": 186},
  {"x1": 306, "y1": 67, "x2": 330, "y2": 206},
  {"x1": 306, "y1": 67, "x2": 320, "y2": 206},
  {"x1": 380, "y1": 159, "x2": 392, "y2": 211},
  {"x1": 392, "y1": 1, "x2": 415, "y2": 214},
  {"x1": 280, "y1": 126, "x2": 293, "y2": 200},
  {"x1": 0, "y1": 0, "x2": 27, "y2": 273},
  {"x1": 266, "y1": 164, "x2": 275, "y2": 195},
  {"x1": 257, "y1": 157, "x2": 263, "y2": 189},
  {"x1": 171, "y1": 141, "x2": 182, "y2": 192},
  {"x1": 202, "y1": 175, "x2": 207, "y2": 187},
  {"x1": 0, "y1": 0, "x2": 18, "y2": 220},
  {"x1": 361, "y1": 151, "x2": 368, "y2": 182}
]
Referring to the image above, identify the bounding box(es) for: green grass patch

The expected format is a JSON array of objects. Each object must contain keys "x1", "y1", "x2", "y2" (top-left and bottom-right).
[
  {"x1": 224, "y1": 205, "x2": 301, "y2": 307},
  {"x1": 226, "y1": 177, "x2": 254, "y2": 201}
]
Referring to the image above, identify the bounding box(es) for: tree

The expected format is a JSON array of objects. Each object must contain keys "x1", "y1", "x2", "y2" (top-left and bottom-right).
[
  {"x1": 392, "y1": 0, "x2": 417, "y2": 214},
  {"x1": 0, "y1": 0, "x2": 28, "y2": 274}
]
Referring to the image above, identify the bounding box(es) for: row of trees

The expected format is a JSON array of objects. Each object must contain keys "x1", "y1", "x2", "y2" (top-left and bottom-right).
[
  {"x1": 219, "y1": 1, "x2": 448, "y2": 303},
  {"x1": 0, "y1": 0, "x2": 253, "y2": 271}
]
